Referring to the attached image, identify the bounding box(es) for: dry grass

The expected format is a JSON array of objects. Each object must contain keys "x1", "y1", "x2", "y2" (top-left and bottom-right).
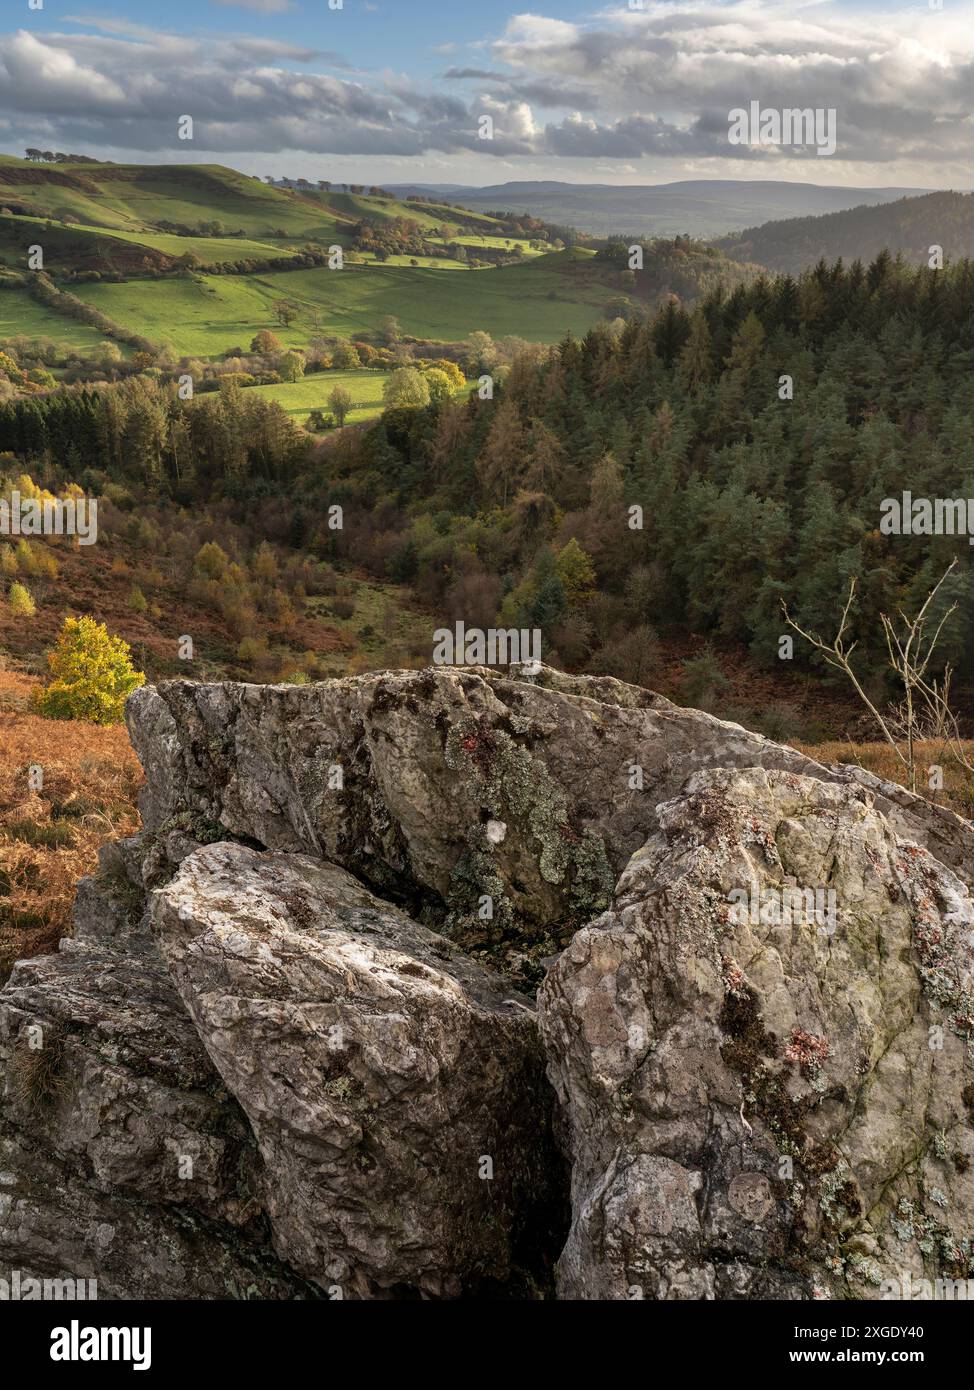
[
  {"x1": 0, "y1": 668, "x2": 142, "y2": 982},
  {"x1": 797, "y1": 739, "x2": 974, "y2": 819}
]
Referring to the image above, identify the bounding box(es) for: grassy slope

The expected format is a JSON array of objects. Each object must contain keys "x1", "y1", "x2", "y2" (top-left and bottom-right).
[
  {"x1": 0, "y1": 288, "x2": 110, "y2": 348},
  {"x1": 311, "y1": 189, "x2": 500, "y2": 236},
  {"x1": 0, "y1": 212, "x2": 295, "y2": 271},
  {"x1": 0, "y1": 160, "x2": 509, "y2": 250},
  {"x1": 248, "y1": 370, "x2": 390, "y2": 426},
  {"x1": 62, "y1": 222, "x2": 291, "y2": 263},
  {"x1": 250, "y1": 368, "x2": 469, "y2": 428},
  {"x1": 0, "y1": 161, "x2": 347, "y2": 236},
  {"x1": 71, "y1": 250, "x2": 607, "y2": 355}
]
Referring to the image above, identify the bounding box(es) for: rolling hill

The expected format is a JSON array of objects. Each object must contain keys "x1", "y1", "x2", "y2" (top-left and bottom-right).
[
  {"x1": 716, "y1": 190, "x2": 974, "y2": 274},
  {"x1": 0, "y1": 159, "x2": 345, "y2": 239},
  {"x1": 0, "y1": 158, "x2": 765, "y2": 361}
]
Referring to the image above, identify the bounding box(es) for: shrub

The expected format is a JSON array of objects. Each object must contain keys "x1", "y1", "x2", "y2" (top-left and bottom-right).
[
  {"x1": 8, "y1": 581, "x2": 35, "y2": 617},
  {"x1": 306, "y1": 409, "x2": 335, "y2": 432},
  {"x1": 331, "y1": 342, "x2": 361, "y2": 370},
  {"x1": 596, "y1": 624, "x2": 661, "y2": 688},
  {"x1": 35, "y1": 616, "x2": 145, "y2": 725},
  {"x1": 236, "y1": 635, "x2": 267, "y2": 664},
  {"x1": 194, "y1": 541, "x2": 230, "y2": 581}
]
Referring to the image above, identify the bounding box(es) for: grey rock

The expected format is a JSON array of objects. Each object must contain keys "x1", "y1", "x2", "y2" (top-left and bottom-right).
[
  {"x1": 0, "y1": 938, "x2": 309, "y2": 1298},
  {"x1": 127, "y1": 667, "x2": 974, "y2": 986},
  {"x1": 3, "y1": 663, "x2": 973, "y2": 1301},
  {"x1": 149, "y1": 842, "x2": 561, "y2": 1298},
  {"x1": 538, "y1": 767, "x2": 974, "y2": 1300}
]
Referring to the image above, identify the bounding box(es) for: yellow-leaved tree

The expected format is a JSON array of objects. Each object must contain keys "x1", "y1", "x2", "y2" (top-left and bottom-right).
[
  {"x1": 35, "y1": 616, "x2": 145, "y2": 725},
  {"x1": 8, "y1": 581, "x2": 36, "y2": 617}
]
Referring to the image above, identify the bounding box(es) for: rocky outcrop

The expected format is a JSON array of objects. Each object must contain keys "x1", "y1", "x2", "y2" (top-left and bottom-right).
[
  {"x1": 0, "y1": 836, "x2": 558, "y2": 1299},
  {"x1": 539, "y1": 767, "x2": 974, "y2": 1300},
  {"x1": 127, "y1": 664, "x2": 974, "y2": 986},
  {"x1": 0, "y1": 923, "x2": 312, "y2": 1299},
  {"x1": 1, "y1": 664, "x2": 973, "y2": 1300}
]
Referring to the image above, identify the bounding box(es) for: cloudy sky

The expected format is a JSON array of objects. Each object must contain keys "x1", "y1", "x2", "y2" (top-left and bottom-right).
[{"x1": 0, "y1": 0, "x2": 968, "y2": 188}]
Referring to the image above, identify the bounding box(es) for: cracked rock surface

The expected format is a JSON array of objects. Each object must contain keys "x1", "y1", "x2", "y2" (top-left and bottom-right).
[
  {"x1": 539, "y1": 767, "x2": 974, "y2": 1299},
  {"x1": 150, "y1": 842, "x2": 561, "y2": 1298}
]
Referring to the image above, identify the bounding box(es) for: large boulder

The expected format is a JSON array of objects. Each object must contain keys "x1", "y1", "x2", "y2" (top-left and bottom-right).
[
  {"x1": 149, "y1": 841, "x2": 562, "y2": 1298},
  {"x1": 127, "y1": 666, "x2": 974, "y2": 986},
  {"x1": 539, "y1": 767, "x2": 974, "y2": 1299},
  {"x1": 2, "y1": 664, "x2": 972, "y2": 1301}
]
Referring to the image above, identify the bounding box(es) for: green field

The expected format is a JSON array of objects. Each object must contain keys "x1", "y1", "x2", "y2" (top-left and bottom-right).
[
  {"x1": 0, "y1": 287, "x2": 112, "y2": 350},
  {"x1": 450, "y1": 234, "x2": 542, "y2": 255},
  {"x1": 0, "y1": 213, "x2": 303, "y2": 271},
  {"x1": 251, "y1": 368, "x2": 469, "y2": 429},
  {"x1": 248, "y1": 370, "x2": 391, "y2": 427},
  {"x1": 71, "y1": 251, "x2": 607, "y2": 356},
  {"x1": 0, "y1": 162, "x2": 353, "y2": 241},
  {"x1": 66, "y1": 223, "x2": 300, "y2": 264},
  {"x1": 365, "y1": 253, "x2": 468, "y2": 269}
]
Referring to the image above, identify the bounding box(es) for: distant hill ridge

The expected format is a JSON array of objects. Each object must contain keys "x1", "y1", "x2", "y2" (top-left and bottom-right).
[
  {"x1": 716, "y1": 189, "x2": 974, "y2": 274},
  {"x1": 384, "y1": 178, "x2": 935, "y2": 238}
]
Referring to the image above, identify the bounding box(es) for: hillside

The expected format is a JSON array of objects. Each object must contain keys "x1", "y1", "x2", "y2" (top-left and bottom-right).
[
  {"x1": 0, "y1": 159, "x2": 542, "y2": 275},
  {"x1": 387, "y1": 179, "x2": 932, "y2": 238},
  {"x1": 717, "y1": 189, "x2": 974, "y2": 274},
  {"x1": 0, "y1": 159, "x2": 765, "y2": 370},
  {"x1": 0, "y1": 161, "x2": 347, "y2": 242}
]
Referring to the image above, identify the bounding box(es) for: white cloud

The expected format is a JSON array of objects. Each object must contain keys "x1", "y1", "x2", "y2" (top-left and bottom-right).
[
  {"x1": 1, "y1": 29, "x2": 127, "y2": 111},
  {"x1": 0, "y1": 3, "x2": 972, "y2": 181}
]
